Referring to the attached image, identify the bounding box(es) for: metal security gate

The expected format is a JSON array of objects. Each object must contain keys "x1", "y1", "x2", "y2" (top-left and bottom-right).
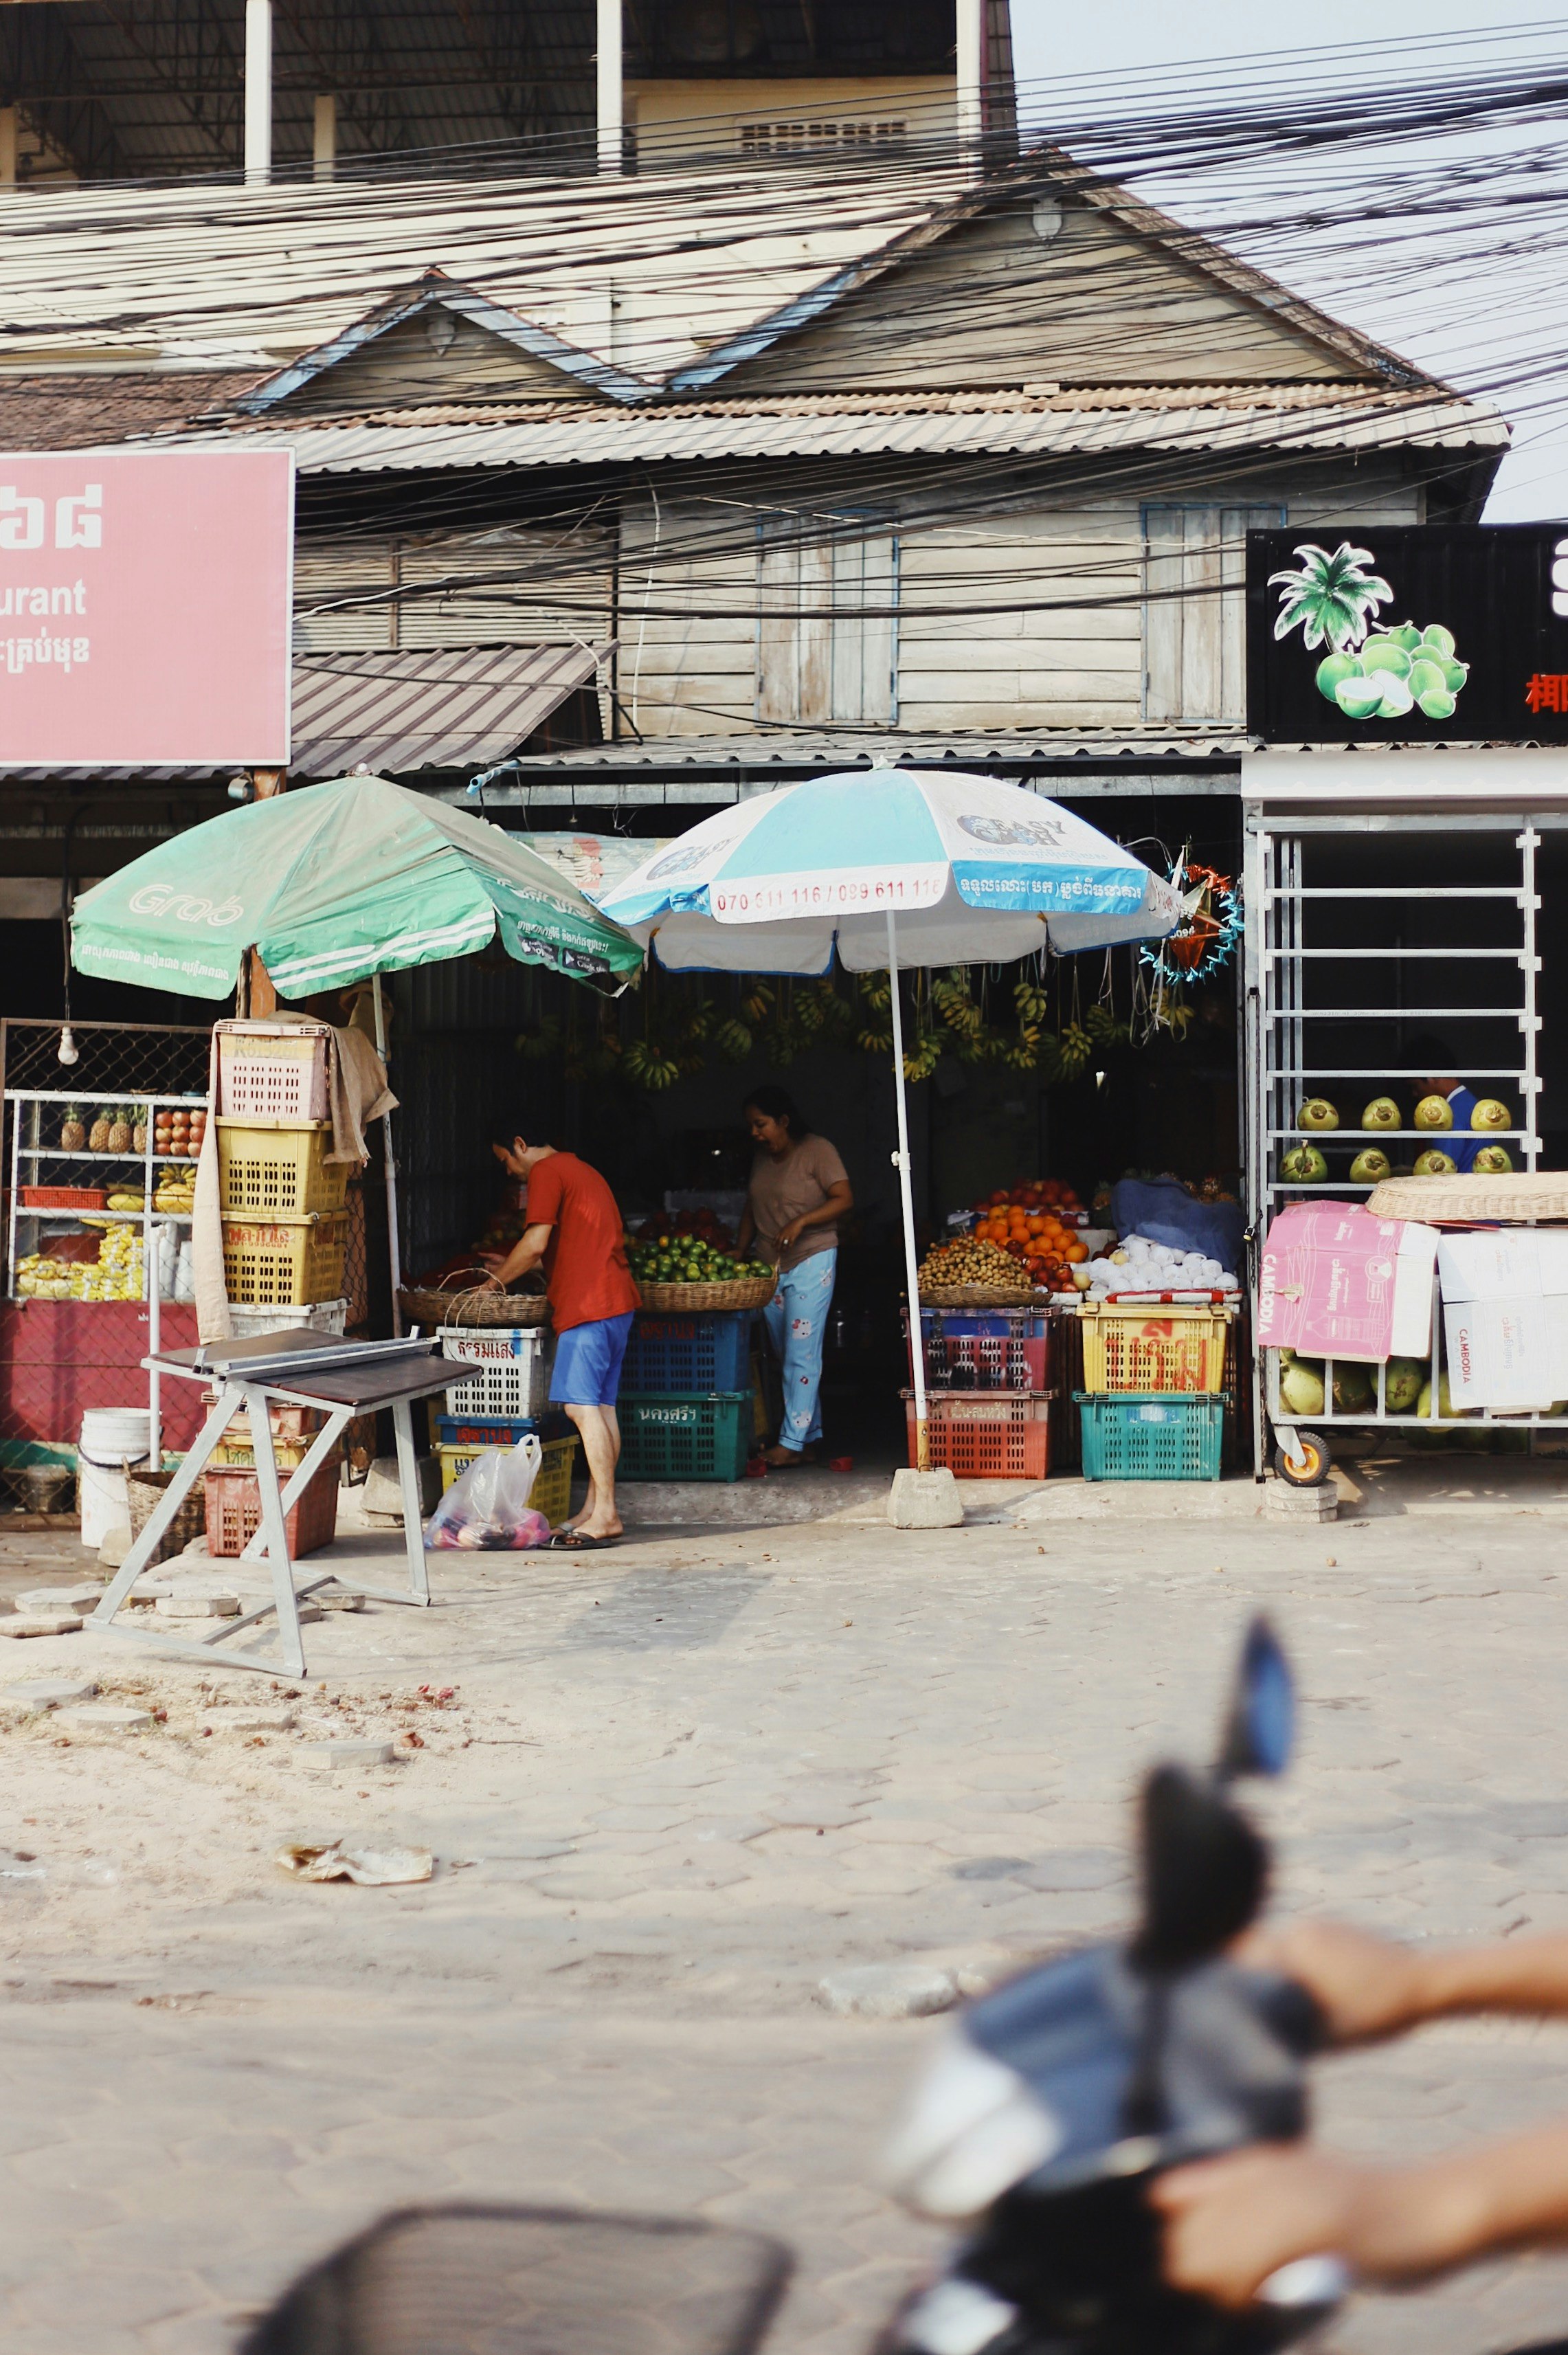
[{"x1": 1242, "y1": 810, "x2": 1545, "y2": 1477}]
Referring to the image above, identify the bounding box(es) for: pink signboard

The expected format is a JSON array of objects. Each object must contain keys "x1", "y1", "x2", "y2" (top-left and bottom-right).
[{"x1": 0, "y1": 449, "x2": 293, "y2": 767}]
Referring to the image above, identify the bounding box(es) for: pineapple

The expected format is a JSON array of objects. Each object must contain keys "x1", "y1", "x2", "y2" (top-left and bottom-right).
[
  {"x1": 59, "y1": 1104, "x2": 86, "y2": 1152},
  {"x1": 88, "y1": 1106, "x2": 112, "y2": 1154},
  {"x1": 107, "y1": 1104, "x2": 132, "y2": 1155},
  {"x1": 132, "y1": 1106, "x2": 148, "y2": 1154}
]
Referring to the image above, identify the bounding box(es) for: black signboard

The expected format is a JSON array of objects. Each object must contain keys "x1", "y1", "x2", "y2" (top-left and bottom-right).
[{"x1": 1246, "y1": 524, "x2": 1568, "y2": 743}]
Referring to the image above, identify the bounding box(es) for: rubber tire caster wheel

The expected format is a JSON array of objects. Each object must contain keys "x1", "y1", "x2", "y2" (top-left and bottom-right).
[{"x1": 1276, "y1": 1427, "x2": 1332, "y2": 1488}]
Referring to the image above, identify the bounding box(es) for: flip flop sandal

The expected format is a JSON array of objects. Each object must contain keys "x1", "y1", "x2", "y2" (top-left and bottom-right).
[{"x1": 549, "y1": 1529, "x2": 621, "y2": 1550}]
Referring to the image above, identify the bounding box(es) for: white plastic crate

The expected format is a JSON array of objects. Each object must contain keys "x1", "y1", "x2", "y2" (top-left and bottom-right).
[
  {"x1": 438, "y1": 1325, "x2": 553, "y2": 1419},
  {"x1": 227, "y1": 1298, "x2": 348, "y2": 1340},
  {"x1": 216, "y1": 1022, "x2": 331, "y2": 1121}
]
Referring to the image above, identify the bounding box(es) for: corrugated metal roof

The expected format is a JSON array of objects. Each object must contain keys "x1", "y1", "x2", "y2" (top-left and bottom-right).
[
  {"x1": 483, "y1": 724, "x2": 1252, "y2": 770},
  {"x1": 290, "y1": 640, "x2": 610, "y2": 774},
  {"x1": 3, "y1": 640, "x2": 611, "y2": 781},
  {"x1": 169, "y1": 388, "x2": 1504, "y2": 473}
]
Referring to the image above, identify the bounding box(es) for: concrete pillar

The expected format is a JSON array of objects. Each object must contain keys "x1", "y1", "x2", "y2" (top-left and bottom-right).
[
  {"x1": 312, "y1": 94, "x2": 336, "y2": 179},
  {"x1": 0, "y1": 109, "x2": 18, "y2": 189},
  {"x1": 956, "y1": 0, "x2": 983, "y2": 175},
  {"x1": 244, "y1": 0, "x2": 272, "y2": 184},
  {"x1": 596, "y1": 0, "x2": 623, "y2": 174}
]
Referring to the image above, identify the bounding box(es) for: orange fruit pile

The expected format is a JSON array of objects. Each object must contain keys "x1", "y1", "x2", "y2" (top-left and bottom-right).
[{"x1": 970, "y1": 1180, "x2": 1089, "y2": 1290}]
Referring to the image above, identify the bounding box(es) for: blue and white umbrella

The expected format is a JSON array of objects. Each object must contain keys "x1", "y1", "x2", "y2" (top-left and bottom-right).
[
  {"x1": 599, "y1": 769, "x2": 1181, "y2": 1470},
  {"x1": 598, "y1": 768, "x2": 1182, "y2": 972}
]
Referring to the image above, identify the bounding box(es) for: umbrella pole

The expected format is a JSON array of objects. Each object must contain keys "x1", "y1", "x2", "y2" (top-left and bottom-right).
[
  {"x1": 886, "y1": 910, "x2": 928, "y2": 1471},
  {"x1": 372, "y1": 972, "x2": 404, "y2": 1339}
]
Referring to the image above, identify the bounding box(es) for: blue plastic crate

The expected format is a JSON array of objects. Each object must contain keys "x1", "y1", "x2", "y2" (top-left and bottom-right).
[
  {"x1": 1075, "y1": 1392, "x2": 1227, "y2": 1482},
  {"x1": 623, "y1": 1310, "x2": 753, "y2": 1394},
  {"x1": 920, "y1": 1308, "x2": 1050, "y2": 1339}
]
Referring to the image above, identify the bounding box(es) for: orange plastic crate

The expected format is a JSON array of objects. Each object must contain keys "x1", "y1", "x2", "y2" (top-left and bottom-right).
[
  {"x1": 904, "y1": 1389, "x2": 1051, "y2": 1478},
  {"x1": 203, "y1": 1460, "x2": 339, "y2": 1558}
]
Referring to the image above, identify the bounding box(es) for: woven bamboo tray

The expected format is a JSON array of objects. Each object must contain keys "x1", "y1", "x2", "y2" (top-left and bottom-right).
[
  {"x1": 919, "y1": 1282, "x2": 1053, "y2": 1308},
  {"x1": 1367, "y1": 1172, "x2": 1568, "y2": 1223},
  {"x1": 399, "y1": 1274, "x2": 550, "y2": 1329},
  {"x1": 636, "y1": 1273, "x2": 777, "y2": 1312}
]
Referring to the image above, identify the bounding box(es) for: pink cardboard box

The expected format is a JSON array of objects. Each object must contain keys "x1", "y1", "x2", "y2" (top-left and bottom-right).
[{"x1": 1257, "y1": 1203, "x2": 1437, "y2": 1363}]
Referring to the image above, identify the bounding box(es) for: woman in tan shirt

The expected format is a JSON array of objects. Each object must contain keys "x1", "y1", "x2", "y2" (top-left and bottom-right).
[{"x1": 736, "y1": 1086, "x2": 853, "y2": 1467}]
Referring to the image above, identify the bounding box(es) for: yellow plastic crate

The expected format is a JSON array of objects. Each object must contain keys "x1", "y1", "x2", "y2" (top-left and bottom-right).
[
  {"x1": 1077, "y1": 1301, "x2": 1233, "y2": 1394},
  {"x1": 221, "y1": 1209, "x2": 349, "y2": 1306},
  {"x1": 216, "y1": 1118, "x2": 349, "y2": 1216},
  {"x1": 436, "y1": 1434, "x2": 579, "y2": 1529}
]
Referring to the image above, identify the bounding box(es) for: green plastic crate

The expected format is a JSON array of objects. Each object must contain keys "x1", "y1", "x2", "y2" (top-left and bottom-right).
[
  {"x1": 1075, "y1": 1392, "x2": 1227, "y2": 1482},
  {"x1": 617, "y1": 1391, "x2": 753, "y2": 1482}
]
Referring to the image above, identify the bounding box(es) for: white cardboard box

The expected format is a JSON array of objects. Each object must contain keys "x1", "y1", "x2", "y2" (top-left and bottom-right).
[
  {"x1": 1443, "y1": 1295, "x2": 1568, "y2": 1411},
  {"x1": 1437, "y1": 1230, "x2": 1568, "y2": 1304}
]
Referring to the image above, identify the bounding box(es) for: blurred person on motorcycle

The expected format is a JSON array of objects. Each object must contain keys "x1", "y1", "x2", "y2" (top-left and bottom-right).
[{"x1": 1156, "y1": 1917, "x2": 1568, "y2": 2304}]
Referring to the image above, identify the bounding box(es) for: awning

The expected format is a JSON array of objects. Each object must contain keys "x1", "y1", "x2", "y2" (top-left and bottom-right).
[{"x1": 290, "y1": 641, "x2": 612, "y2": 777}]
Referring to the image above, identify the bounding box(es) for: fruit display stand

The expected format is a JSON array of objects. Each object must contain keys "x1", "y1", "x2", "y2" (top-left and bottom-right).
[
  {"x1": 1264, "y1": 1171, "x2": 1568, "y2": 1490},
  {"x1": 1244, "y1": 812, "x2": 1545, "y2": 1478},
  {"x1": 1, "y1": 1018, "x2": 213, "y2": 1503}
]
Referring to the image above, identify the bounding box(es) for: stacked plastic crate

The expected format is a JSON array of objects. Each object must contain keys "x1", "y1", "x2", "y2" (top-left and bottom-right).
[
  {"x1": 1073, "y1": 1297, "x2": 1234, "y2": 1481},
  {"x1": 616, "y1": 1312, "x2": 756, "y2": 1483},
  {"x1": 902, "y1": 1308, "x2": 1054, "y2": 1478},
  {"x1": 207, "y1": 1022, "x2": 348, "y2": 1557},
  {"x1": 432, "y1": 1326, "x2": 579, "y2": 1528}
]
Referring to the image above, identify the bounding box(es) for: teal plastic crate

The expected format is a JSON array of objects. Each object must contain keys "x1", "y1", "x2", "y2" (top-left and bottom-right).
[
  {"x1": 617, "y1": 1391, "x2": 753, "y2": 1482},
  {"x1": 1075, "y1": 1392, "x2": 1226, "y2": 1482}
]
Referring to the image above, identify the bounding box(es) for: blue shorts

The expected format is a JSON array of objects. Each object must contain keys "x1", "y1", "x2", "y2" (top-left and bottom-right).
[{"x1": 550, "y1": 1310, "x2": 634, "y2": 1407}]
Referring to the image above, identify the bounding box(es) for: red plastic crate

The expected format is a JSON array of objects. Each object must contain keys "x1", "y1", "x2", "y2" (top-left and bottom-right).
[
  {"x1": 203, "y1": 1460, "x2": 339, "y2": 1558},
  {"x1": 19, "y1": 1185, "x2": 109, "y2": 1211},
  {"x1": 904, "y1": 1389, "x2": 1051, "y2": 1478},
  {"x1": 916, "y1": 1331, "x2": 1049, "y2": 1392},
  {"x1": 0, "y1": 1302, "x2": 204, "y2": 1448}
]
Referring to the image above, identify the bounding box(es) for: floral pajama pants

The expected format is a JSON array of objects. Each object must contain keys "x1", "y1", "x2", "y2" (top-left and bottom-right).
[{"x1": 763, "y1": 1248, "x2": 837, "y2": 1452}]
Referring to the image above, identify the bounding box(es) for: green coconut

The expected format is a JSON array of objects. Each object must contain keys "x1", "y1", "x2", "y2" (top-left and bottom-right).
[
  {"x1": 1407, "y1": 657, "x2": 1446, "y2": 701},
  {"x1": 1281, "y1": 1143, "x2": 1329, "y2": 1183},
  {"x1": 1278, "y1": 1357, "x2": 1325, "y2": 1417},
  {"x1": 1472, "y1": 1143, "x2": 1513, "y2": 1173},
  {"x1": 1422, "y1": 623, "x2": 1457, "y2": 656},
  {"x1": 1332, "y1": 1365, "x2": 1374, "y2": 1414},
  {"x1": 1317, "y1": 653, "x2": 1362, "y2": 702},
  {"x1": 1418, "y1": 689, "x2": 1458, "y2": 721},
  {"x1": 1361, "y1": 638, "x2": 1412, "y2": 678},
  {"x1": 1362, "y1": 1096, "x2": 1401, "y2": 1130},
  {"x1": 1297, "y1": 1098, "x2": 1340, "y2": 1132},
  {"x1": 1336, "y1": 675, "x2": 1387, "y2": 720},
  {"x1": 1413, "y1": 1095, "x2": 1455, "y2": 1130},
  {"x1": 1471, "y1": 1098, "x2": 1512, "y2": 1130},
  {"x1": 1413, "y1": 1147, "x2": 1457, "y2": 1176},
  {"x1": 1376, "y1": 676, "x2": 1415, "y2": 718},
  {"x1": 1349, "y1": 1147, "x2": 1391, "y2": 1183},
  {"x1": 1385, "y1": 1357, "x2": 1424, "y2": 1411}
]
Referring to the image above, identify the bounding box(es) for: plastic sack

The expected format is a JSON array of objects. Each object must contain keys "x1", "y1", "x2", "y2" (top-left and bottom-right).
[
  {"x1": 1110, "y1": 1176, "x2": 1244, "y2": 1273},
  {"x1": 425, "y1": 1434, "x2": 552, "y2": 1550}
]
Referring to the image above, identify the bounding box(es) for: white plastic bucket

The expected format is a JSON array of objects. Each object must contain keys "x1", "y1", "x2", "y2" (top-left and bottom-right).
[{"x1": 77, "y1": 1408, "x2": 152, "y2": 1550}]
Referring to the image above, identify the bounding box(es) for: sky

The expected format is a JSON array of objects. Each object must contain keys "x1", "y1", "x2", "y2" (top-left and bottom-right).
[{"x1": 1007, "y1": 1, "x2": 1568, "y2": 520}]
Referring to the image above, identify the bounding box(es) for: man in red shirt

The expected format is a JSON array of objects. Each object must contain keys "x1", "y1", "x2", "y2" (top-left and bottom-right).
[{"x1": 480, "y1": 1135, "x2": 640, "y2": 1549}]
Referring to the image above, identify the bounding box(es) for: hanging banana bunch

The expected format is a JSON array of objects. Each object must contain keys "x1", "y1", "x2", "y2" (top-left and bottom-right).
[
  {"x1": 514, "y1": 1016, "x2": 563, "y2": 1061},
  {"x1": 858, "y1": 974, "x2": 893, "y2": 1016},
  {"x1": 1085, "y1": 1003, "x2": 1128, "y2": 1047},
  {"x1": 1013, "y1": 974, "x2": 1050, "y2": 1025},
  {"x1": 903, "y1": 1029, "x2": 944, "y2": 1083},
  {"x1": 713, "y1": 1016, "x2": 752, "y2": 1062},
  {"x1": 930, "y1": 968, "x2": 983, "y2": 1038},
  {"x1": 1057, "y1": 1022, "x2": 1093, "y2": 1080},
  {"x1": 741, "y1": 982, "x2": 774, "y2": 1025},
  {"x1": 623, "y1": 1038, "x2": 682, "y2": 1090}
]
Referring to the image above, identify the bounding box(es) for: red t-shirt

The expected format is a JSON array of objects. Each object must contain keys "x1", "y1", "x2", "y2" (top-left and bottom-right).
[{"x1": 524, "y1": 1151, "x2": 640, "y2": 1333}]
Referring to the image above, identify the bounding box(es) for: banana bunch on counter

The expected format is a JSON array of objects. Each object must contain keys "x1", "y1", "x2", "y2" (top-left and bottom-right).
[{"x1": 154, "y1": 1161, "x2": 197, "y2": 1213}]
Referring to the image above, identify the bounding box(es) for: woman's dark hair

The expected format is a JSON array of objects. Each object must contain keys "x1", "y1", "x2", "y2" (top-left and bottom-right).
[{"x1": 743, "y1": 1086, "x2": 810, "y2": 1140}]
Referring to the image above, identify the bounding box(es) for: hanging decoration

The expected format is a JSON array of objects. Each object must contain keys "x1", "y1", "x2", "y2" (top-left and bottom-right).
[{"x1": 1140, "y1": 858, "x2": 1242, "y2": 986}]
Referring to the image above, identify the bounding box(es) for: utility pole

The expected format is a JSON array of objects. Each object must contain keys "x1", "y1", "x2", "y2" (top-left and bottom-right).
[
  {"x1": 244, "y1": 0, "x2": 272, "y2": 183},
  {"x1": 596, "y1": 0, "x2": 623, "y2": 174},
  {"x1": 956, "y1": 0, "x2": 983, "y2": 178}
]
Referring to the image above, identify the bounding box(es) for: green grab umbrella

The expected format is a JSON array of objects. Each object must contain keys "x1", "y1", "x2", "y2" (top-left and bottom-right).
[{"x1": 70, "y1": 773, "x2": 644, "y2": 998}]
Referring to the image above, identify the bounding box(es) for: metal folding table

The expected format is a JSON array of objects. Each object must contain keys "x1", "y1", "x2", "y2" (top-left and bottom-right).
[{"x1": 90, "y1": 1329, "x2": 480, "y2": 1678}]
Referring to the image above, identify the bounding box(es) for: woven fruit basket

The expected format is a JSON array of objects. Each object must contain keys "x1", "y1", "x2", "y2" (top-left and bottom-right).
[
  {"x1": 636, "y1": 1273, "x2": 777, "y2": 1312},
  {"x1": 919, "y1": 1282, "x2": 1052, "y2": 1308},
  {"x1": 399, "y1": 1271, "x2": 550, "y2": 1330}
]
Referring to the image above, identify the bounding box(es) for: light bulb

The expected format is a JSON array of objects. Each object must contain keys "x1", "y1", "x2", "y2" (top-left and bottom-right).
[{"x1": 57, "y1": 1027, "x2": 79, "y2": 1066}]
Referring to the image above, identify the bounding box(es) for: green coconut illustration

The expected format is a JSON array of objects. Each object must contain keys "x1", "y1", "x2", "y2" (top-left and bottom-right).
[{"x1": 1270, "y1": 545, "x2": 1469, "y2": 723}]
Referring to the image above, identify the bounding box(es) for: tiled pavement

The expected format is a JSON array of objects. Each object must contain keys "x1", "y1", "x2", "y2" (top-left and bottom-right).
[{"x1": 3, "y1": 1506, "x2": 1568, "y2": 2355}]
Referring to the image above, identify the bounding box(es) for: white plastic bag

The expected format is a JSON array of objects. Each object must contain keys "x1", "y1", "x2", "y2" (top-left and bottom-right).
[{"x1": 425, "y1": 1434, "x2": 552, "y2": 1550}]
